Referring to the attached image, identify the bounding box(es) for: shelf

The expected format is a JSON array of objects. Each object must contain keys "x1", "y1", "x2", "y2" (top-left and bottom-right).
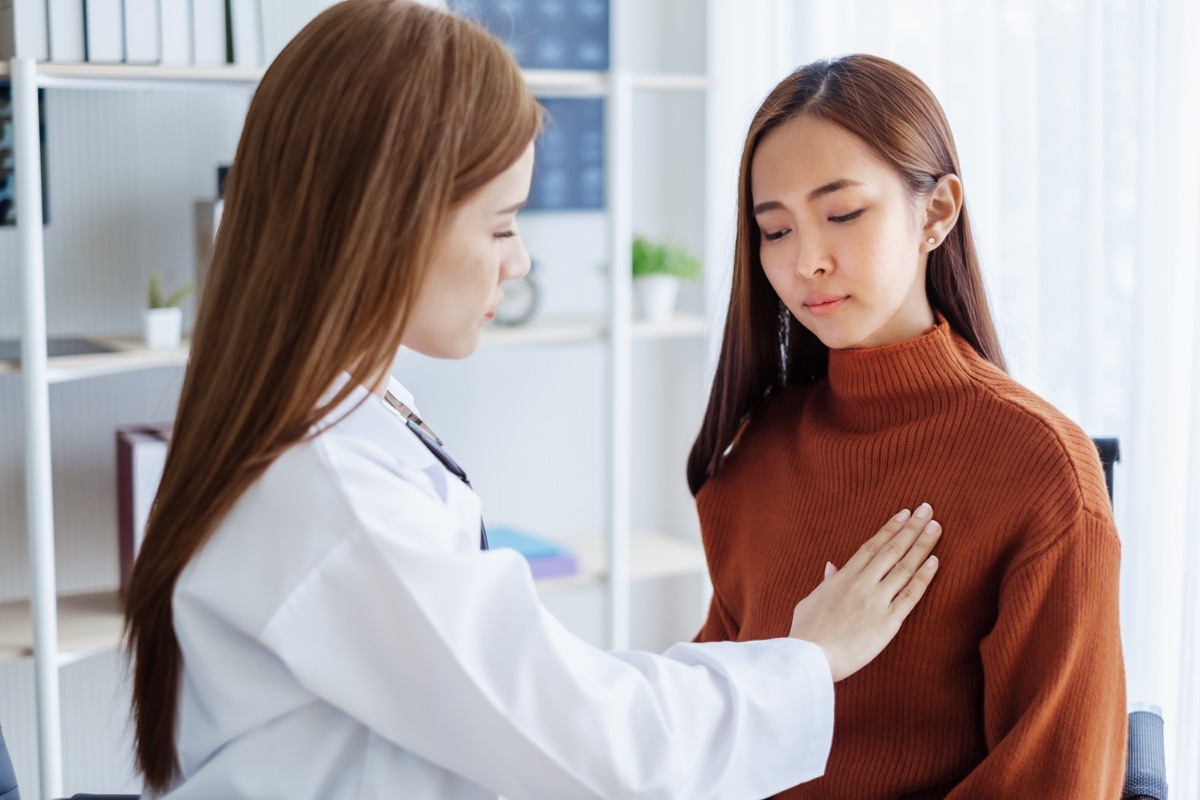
[
  {"x1": 0, "y1": 591, "x2": 124, "y2": 665},
  {"x1": 535, "y1": 531, "x2": 709, "y2": 593},
  {"x1": 482, "y1": 317, "x2": 608, "y2": 347},
  {"x1": 0, "y1": 62, "x2": 704, "y2": 95},
  {"x1": 0, "y1": 315, "x2": 708, "y2": 383},
  {"x1": 522, "y1": 69, "x2": 609, "y2": 96},
  {"x1": 0, "y1": 335, "x2": 189, "y2": 383},
  {"x1": 631, "y1": 313, "x2": 709, "y2": 339},
  {"x1": 0, "y1": 532, "x2": 706, "y2": 663},
  {"x1": 482, "y1": 313, "x2": 708, "y2": 347},
  {"x1": 629, "y1": 73, "x2": 710, "y2": 91}
]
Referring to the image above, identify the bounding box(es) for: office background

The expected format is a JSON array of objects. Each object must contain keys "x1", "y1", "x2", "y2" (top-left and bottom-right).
[{"x1": 1, "y1": 0, "x2": 1197, "y2": 796}]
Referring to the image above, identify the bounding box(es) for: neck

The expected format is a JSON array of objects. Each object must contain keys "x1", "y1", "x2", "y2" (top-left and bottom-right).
[{"x1": 821, "y1": 319, "x2": 971, "y2": 431}]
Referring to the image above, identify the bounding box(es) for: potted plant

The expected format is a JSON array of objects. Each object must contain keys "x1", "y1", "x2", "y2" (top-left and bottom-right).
[
  {"x1": 631, "y1": 236, "x2": 701, "y2": 322},
  {"x1": 144, "y1": 272, "x2": 195, "y2": 349}
]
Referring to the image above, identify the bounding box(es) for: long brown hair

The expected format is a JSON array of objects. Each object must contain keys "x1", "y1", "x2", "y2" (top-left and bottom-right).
[
  {"x1": 688, "y1": 54, "x2": 1005, "y2": 495},
  {"x1": 123, "y1": 1, "x2": 542, "y2": 790}
]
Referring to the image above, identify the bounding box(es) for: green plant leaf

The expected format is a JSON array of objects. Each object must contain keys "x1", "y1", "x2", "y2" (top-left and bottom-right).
[
  {"x1": 148, "y1": 272, "x2": 195, "y2": 308},
  {"x1": 631, "y1": 236, "x2": 700, "y2": 280}
]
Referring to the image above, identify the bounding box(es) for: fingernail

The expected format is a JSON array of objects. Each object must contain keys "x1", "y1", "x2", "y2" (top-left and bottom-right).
[
  {"x1": 924, "y1": 520, "x2": 941, "y2": 536},
  {"x1": 914, "y1": 502, "x2": 932, "y2": 519},
  {"x1": 926, "y1": 555, "x2": 938, "y2": 568},
  {"x1": 894, "y1": 508, "x2": 912, "y2": 522}
]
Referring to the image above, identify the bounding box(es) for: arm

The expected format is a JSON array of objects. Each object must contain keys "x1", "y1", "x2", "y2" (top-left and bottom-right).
[
  {"x1": 258, "y1": 475, "x2": 835, "y2": 800},
  {"x1": 945, "y1": 509, "x2": 1126, "y2": 798}
]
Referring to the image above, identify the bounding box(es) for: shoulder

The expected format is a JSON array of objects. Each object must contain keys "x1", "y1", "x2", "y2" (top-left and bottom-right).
[
  {"x1": 949, "y1": 334, "x2": 1114, "y2": 536},
  {"x1": 176, "y1": 394, "x2": 467, "y2": 634},
  {"x1": 701, "y1": 382, "x2": 816, "y2": 486}
]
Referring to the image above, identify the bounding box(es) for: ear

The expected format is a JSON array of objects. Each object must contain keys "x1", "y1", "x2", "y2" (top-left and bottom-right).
[{"x1": 922, "y1": 174, "x2": 963, "y2": 250}]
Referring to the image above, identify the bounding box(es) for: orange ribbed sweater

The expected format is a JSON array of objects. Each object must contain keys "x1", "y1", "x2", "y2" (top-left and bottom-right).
[{"x1": 695, "y1": 320, "x2": 1126, "y2": 799}]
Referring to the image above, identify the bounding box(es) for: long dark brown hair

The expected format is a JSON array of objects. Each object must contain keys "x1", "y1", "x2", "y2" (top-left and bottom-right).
[
  {"x1": 123, "y1": 1, "x2": 542, "y2": 791},
  {"x1": 688, "y1": 54, "x2": 1005, "y2": 495}
]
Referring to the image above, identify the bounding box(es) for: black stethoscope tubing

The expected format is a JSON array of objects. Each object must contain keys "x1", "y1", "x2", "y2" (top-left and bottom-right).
[{"x1": 403, "y1": 417, "x2": 489, "y2": 551}]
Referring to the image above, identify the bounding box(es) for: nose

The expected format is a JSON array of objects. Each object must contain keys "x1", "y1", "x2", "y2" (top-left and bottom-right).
[
  {"x1": 794, "y1": 234, "x2": 831, "y2": 279},
  {"x1": 502, "y1": 237, "x2": 532, "y2": 282}
]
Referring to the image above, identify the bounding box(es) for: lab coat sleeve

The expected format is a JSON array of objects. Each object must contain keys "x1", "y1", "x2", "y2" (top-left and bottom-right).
[{"x1": 257, "y1": 464, "x2": 834, "y2": 800}]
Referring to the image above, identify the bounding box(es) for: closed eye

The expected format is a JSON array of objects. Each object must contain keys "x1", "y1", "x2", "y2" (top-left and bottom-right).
[
  {"x1": 762, "y1": 228, "x2": 790, "y2": 242},
  {"x1": 829, "y1": 209, "x2": 865, "y2": 223},
  {"x1": 494, "y1": 230, "x2": 517, "y2": 239}
]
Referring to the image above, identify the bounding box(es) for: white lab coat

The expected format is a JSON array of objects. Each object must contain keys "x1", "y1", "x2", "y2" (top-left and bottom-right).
[{"x1": 162, "y1": 377, "x2": 834, "y2": 799}]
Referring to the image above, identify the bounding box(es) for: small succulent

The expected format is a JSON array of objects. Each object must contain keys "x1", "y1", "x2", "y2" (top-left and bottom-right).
[{"x1": 147, "y1": 272, "x2": 195, "y2": 309}]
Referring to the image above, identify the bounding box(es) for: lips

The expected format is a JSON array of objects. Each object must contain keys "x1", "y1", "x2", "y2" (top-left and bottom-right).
[{"x1": 803, "y1": 294, "x2": 848, "y2": 316}]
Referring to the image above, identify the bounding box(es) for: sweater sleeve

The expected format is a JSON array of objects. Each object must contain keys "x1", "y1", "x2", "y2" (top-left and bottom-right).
[{"x1": 945, "y1": 509, "x2": 1126, "y2": 799}]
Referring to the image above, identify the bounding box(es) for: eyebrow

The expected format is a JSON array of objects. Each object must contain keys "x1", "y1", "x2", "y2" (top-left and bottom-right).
[
  {"x1": 752, "y1": 179, "x2": 864, "y2": 215},
  {"x1": 497, "y1": 201, "x2": 527, "y2": 215}
]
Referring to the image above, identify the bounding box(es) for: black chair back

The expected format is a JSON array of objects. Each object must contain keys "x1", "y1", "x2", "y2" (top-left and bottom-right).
[{"x1": 1093, "y1": 437, "x2": 1120, "y2": 505}]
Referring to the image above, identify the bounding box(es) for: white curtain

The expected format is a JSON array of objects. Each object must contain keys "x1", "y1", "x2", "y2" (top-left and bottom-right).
[{"x1": 707, "y1": 0, "x2": 1200, "y2": 792}]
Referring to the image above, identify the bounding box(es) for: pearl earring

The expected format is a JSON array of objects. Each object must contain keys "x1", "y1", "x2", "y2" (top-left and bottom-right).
[{"x1": 927, "y1": 237, "x2": 936, "y2": 245}]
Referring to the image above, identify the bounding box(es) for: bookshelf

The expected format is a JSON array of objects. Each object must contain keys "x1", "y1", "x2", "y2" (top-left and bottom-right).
[{"x1": 8, "y1": 4, "x2": 713, "y2": 796}]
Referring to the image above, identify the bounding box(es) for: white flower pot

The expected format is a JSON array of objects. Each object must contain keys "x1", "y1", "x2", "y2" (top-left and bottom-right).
[
  {"x1": 633, "y1": 274, "x2": 680, "y2": 323},
  {"x1": 144, "y1": 306, "x2": 183, "y2": 349}
]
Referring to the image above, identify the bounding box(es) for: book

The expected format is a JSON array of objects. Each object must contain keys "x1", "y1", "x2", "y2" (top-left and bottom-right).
[
  {"x1": 47, "y1": 0, "x2": 86, "y2": 61},
  {"x1": 228, "y1": 0, "x2": 263, "y2": 67},
  {"x1": 190, "y1": 0, "x2": 225, "y2": 65},
  {"x1": 487, "y1": 526, "x2": 579, "y2": 580},
  {"x1": 159, "y1": 0, "x2": 191, "y2": 65},
  {"x1": 259, "y1": 0, "x2": 334, "y2": 66},
  {"x1": 0, "y1": 0, "x2": 49, "y2": 60},
  {"x1": 123, "y1": 0, "x2": 162, "y2": 63},
  {"x1": 84, "y1": 0, "x2": 124, "y2": 62},
  {"x1": 116, "y1": 423, "x2": 172, "y2": 593}
]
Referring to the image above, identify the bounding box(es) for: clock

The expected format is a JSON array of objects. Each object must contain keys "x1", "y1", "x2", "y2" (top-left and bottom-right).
[{"x1": 494, "y1": 272, "x2": 539, "y2": 326}]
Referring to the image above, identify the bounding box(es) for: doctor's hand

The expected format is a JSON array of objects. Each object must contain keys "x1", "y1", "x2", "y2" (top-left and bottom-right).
[{"x1": 788, "y1": 504, "x2": 941, "y2": 682}]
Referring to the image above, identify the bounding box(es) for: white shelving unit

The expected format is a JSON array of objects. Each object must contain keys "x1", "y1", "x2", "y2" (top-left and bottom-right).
[{"x1": 8, "y1": 7, "x2": 712, "y2": 796}]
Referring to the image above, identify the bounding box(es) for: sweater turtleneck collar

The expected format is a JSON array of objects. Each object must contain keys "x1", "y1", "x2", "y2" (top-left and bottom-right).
[{"x1": 820, "y1": 318, "x2": 975, "y2": 431}]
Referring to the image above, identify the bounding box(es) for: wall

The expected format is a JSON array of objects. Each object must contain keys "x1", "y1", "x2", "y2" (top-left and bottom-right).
[{"x1": 0, "y1": 1, "x2": 713, "y2": 794}]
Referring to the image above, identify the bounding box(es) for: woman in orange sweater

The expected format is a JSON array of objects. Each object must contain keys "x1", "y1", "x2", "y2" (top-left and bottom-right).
[{"x1": 690, "y1": 54, "x2": 1127, "y2": 798}]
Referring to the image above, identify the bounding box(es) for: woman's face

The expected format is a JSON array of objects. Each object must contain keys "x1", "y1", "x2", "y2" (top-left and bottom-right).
[
  {"x1": 751, "y1": 115, "x2": 935, "y2": 350},
  {"x1": 403, "y1": 142, "x2": 535, "y2": 359}
]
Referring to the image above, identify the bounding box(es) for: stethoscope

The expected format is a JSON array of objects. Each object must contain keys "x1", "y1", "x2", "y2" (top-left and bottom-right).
[{"x1": 385, "y1": 392, "x2": 489, "y2": 551}]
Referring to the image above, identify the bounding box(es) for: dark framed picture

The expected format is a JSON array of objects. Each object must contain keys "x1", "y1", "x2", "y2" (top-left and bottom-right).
[
  {"x1": 528, "y1": 98, "x2": 604, "y2": 212},
  {"x1": 448, "y1": 0, "x2": 609, "y2": 70}
]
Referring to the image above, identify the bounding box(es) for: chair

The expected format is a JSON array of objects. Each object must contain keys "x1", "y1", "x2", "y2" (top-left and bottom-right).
[
  {"x1": 1125, "y1": 706, "x2": 1169, "y2": 800},
  {"x1": 1093, "y1": 437, "x2": 1120, "y2": 503},
  {"x1": 1092, "y1": 438, "x2": 1170, "y2": 800}
]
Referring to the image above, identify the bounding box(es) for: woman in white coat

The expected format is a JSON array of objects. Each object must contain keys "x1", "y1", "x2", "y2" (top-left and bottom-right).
[{"x1": 124, "y1": 2, "x2": 943, "y2": 797}]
